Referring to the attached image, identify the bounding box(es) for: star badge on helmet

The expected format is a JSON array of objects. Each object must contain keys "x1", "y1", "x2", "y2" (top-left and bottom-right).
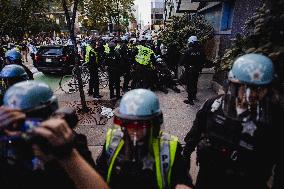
[
  {"x1": 249, "y1": 68, "x2": 264, "y2": 82},
  {"x1": 124, "y1": 101, "x2": 140, "y2": 115}
]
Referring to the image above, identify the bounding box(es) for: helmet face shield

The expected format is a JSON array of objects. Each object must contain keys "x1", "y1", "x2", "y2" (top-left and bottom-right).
[
  {"x1": 223, "y1": 82, "x2": 268, "y2": 120},
  {"x1": 114, "y1": 116, "x2": 153, "y2": 146}
]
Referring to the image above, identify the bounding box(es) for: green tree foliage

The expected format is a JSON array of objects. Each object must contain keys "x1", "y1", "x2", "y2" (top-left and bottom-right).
[
  {"x1": 159, "y1": 14, "x2": 214, "y2": 52},
  {"x1": 0, "y1": 0, "x2": 60, "y2": 39},
  {"x1": 83, "y1": 0, "x2": 134, "y2": 33},
  {"x1": 215, "y1": 0, "x2": 284, "y2": 87}
]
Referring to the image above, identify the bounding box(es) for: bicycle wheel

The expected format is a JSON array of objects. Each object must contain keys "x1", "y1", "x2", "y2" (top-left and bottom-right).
[
  {"x1": 81, "y1": 64, "x2": 90, "y2": 87},
  {"x1": 59, "y1": 74, "x2": 79, "y2": 94},
  {"x1": 99, "y1": 69, "x2": 108, "y2": 89},
  {"x1": 71, "y1": 64, "x2": 90, "y2": 89}
]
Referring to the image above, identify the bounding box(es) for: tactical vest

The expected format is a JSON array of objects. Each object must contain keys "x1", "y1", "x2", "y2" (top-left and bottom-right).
[
  {"x1": 135, "y1": 45, "x2": 154, "y2": 67},
  {"x1": 85, "y1": 45, "x2": 97, "y2": 64},
  {"x1": 105, "y1": 128, "x2": 178, "y2": 189},
  {"x1": 198, "y1": 97, "x2": 259, "y2": 167}
]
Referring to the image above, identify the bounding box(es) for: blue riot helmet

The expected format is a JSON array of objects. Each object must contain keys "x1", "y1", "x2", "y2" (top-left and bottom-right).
[
  {"x1": 116, "y1": 89, "x2": 162, "y2": 120},
  {"x1": 3, "y1": 81, "x2": 58, "y2": 119},
  {"x1": 223, "y1": 53, "x2": 274, "y2": 120},
  {"x1": 114, "y1": 89, "x2": 163, "y2": 158},
  {"x1": 228, "y1": 53, "x2": 274, "y2": 85},
  {"x1": 187, "y1": 36, "x2": 198, "y2": 44},
  {"x1": 0, "y1": 64, "x2": 29, "y2": 90},
  {"x1": 5, "y1": 49, "x2": 22, "y2": 64}
]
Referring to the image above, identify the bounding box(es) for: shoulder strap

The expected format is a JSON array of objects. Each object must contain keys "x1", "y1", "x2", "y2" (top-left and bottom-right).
[
  {"x1": 153, "y1": 138, "x2": 163, "y2": 189},
  {"x1": 161, "y1": 132, "x2": 178, "y2": 189},
  {"x1": 105, "y1": 128, "x2": 123, "y2": 159},
  {"x1": 153, "y1": 133, "x2": 179, "y2": 189},
  {"x1": 105, "y1": 128, "x2": 124, "y2": 184}
]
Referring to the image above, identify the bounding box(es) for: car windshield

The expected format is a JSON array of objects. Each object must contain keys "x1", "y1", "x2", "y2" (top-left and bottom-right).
[{"x1": 38, "y1": 47, "x2": 64, "y2": 55}]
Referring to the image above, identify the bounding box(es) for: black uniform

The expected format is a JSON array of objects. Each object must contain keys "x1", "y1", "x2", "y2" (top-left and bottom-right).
[
  {"x1": 0, "y1": 133, "x2": 95, "y2": 189},
  {"x1": 96, "y1": 143, "x2": 192, "y2": 189},
  {"x1": 106, "y1": 47, "x2": 121, "y2": 99},
  {"x1": 88, "y1": 50, "x2": 100, "y2": 97},
  {"x1": 183, "y1": 94, "x2": 283, "y2": 189},
  {"x1": 166, "y1": 44, "x2": 179, "y2": 77},
  {"x1": 119, "y1": 43, "x2": 132, "y2": 92},
  {"x1": 179, "y1": 43, "x2": 205, "y2": 103}
]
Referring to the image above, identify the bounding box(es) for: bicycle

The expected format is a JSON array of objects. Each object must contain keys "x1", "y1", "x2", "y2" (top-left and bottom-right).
[
  {"x1": 59, "y1": 62, "x2": 89, "y2": 94},
  {"x1": 59, "y1": 62, "x2": 109, "y2": 94}
]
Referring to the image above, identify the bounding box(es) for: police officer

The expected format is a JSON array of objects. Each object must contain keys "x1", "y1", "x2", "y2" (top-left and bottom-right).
[
  {"x1": 105, "y1": 42, "x2": 121, "y2": 99},
  {"x1": 133, "y1": 39, "x2": 156, "y2": 89},
  {"x1": 183, "y1": 53, "x2": 283, "y2": 189},
  {"x1": 0, "y1": 80, "x2": 99, "y2": 189},
  {"x1": 118, "y1": 39, "x2": 132, "y2": 92},
  {"x1": 103, "y1": 41, "x2": 110, "y2": 55},
  {"x1": 86, "y1": 40, "x2": 102, "y2": 98},
  {"x1": 155, "y1": 57, "x2": 180, "y2": 94},
  {"x1": 0, "y1": 64, "x2": 30, "y2": 105},
  {"x1": 96, "y1": 89, "x2": 193, "y2": 189},
  {"x1": 179, "y1": 36, "x2": 205, "y2": 105},
  {"x1": 4, "y1": 49, "x2": 34, "y2": 80}
]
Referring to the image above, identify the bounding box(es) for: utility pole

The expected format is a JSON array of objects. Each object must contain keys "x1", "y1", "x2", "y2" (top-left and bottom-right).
[
  {"x1": 62, "y1": 0, "x2": 89, "y2": 113},
  {"x1": 116, "y1": 0, "x2": 120, "y2": 36}
]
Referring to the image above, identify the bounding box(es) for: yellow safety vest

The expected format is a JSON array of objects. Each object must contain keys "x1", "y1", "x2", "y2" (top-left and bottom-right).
[
  {"x1": 104, "y1": 43, "x2": 110, "y2": 54},
  {"x1": 105, "y1": 128, "x2": 178, "y2": 189},
  {"x1": 135, "y1": 45, "x2": 155, "y2": 67},
  {"x1": 85, "y1": 45, "x2": 97, "y2": 64}
]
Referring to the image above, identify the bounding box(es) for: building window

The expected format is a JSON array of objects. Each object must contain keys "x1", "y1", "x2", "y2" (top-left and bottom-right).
[
  {"x1": 220, "y1": 1, "x2": 234, "y2": 31},
  {"x1": 155, "y1": 14, "x2": 163, "y2": 19}
]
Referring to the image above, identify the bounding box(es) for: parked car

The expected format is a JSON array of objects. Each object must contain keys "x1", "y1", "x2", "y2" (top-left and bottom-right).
[{"x1": 33, "y1": 45, "x2": 76, "y2": 74}]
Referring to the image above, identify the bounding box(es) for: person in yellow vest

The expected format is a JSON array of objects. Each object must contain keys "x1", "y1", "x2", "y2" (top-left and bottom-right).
[
  {"x1": 132, "y1": 39, "x2": 157, "y2": 89},
  {"x1": 95, "y1": 89, "x2": 193, "y2": 189},
  {"x1": 85, "y1": 39, "x2": 102, "y2": 98},
  {"x1": 103, "y1": 42, "x2": 110, "y2": 55}
]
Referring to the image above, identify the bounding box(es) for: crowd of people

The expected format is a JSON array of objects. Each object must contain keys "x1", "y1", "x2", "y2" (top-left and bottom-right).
[
  {"x1": 81, "y1": 34, "x2": 183, "y2": 100},
  {"x1": 0, "y1": 32, "x2": 282, "y2": 189}
]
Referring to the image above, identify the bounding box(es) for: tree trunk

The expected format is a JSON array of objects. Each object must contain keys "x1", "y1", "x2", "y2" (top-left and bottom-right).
[{"x1": 62, "y1": 0, "x2": 89, "y2": 112}]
